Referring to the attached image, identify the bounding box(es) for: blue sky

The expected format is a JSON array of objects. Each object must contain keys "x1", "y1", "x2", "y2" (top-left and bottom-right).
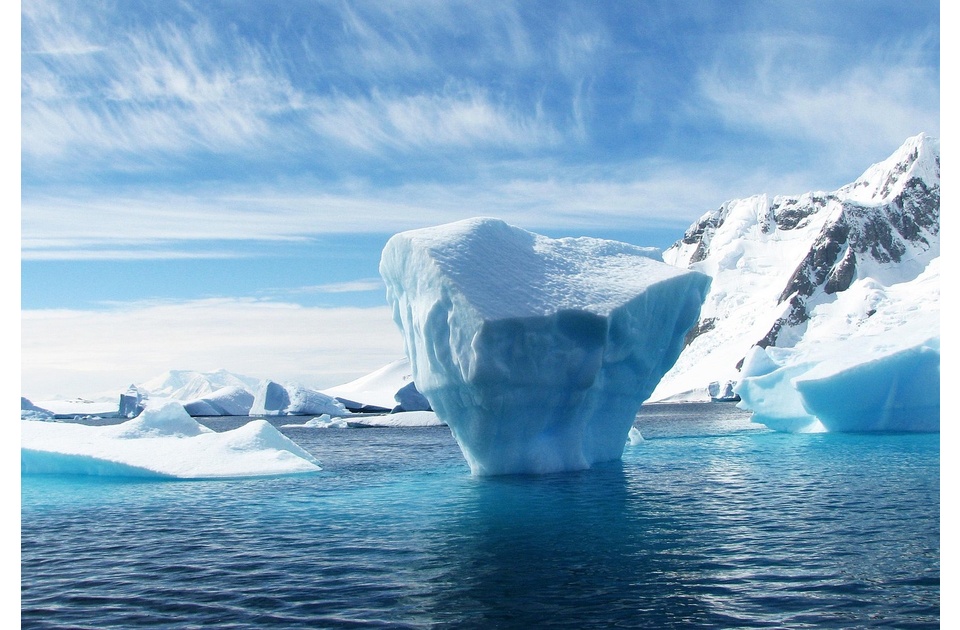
[{"x1": 19, "y1": 0, "x2": 941, "y2": 399}]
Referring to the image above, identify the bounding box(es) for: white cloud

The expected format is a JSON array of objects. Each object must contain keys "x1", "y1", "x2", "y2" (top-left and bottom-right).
[
  {"x1": 697, "y1": 33, "x2": 940, "y2": 171},
  {"x1": 21, "y1": 155, "x2": 842, "y2": 260},
  {"x1": 21, "y1": 299, "x2": 406, "y2": 400},
  {"x1": 308, "y1": 88, "x2": 560, "y2": 153},
  {"x1": 286, "y1": 279, "x2": 386, "y2": 294}
]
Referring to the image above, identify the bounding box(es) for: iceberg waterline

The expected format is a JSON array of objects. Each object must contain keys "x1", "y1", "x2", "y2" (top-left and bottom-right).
[{"x1": 380, "y1": 217, "x2": 710, "y2": 475}]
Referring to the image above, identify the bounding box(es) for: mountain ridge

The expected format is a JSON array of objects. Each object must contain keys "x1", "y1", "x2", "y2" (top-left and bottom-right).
[{"x1": 653, "y1": 133, "x2": 940, "y2": 402}]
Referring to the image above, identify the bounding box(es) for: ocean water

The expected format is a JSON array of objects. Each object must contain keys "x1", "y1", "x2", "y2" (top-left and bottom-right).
[{"x1": 21, "y1": 403, "x2": 939, "y2": 629}]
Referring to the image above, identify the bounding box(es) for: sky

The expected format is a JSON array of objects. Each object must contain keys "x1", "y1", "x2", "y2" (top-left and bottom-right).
[{"x1": 18, "y1": 0, "x2": 942, "y2": 400}]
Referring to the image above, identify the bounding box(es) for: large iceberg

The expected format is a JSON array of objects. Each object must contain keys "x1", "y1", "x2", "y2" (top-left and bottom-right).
[
  {"x1": 21, "y1": 401, "x2": 321, "y2": 478},
  {"x1": 379, "y1": 217, "x2": 710, "y2": 475}
]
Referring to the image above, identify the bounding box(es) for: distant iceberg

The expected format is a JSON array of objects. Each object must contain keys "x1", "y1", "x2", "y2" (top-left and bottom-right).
[
  {"x1": 380, "y1": 217, "x2": 709, "y2": 475},
  {"x1": 21, "y1": 401, "x2": 321, "y2": 479},
  {"x1": 183, "y1": 386, "x2": 255, "y2": 416},
  {"x1": 250, "y1": 380, "x2": 349, "y2": 417}
]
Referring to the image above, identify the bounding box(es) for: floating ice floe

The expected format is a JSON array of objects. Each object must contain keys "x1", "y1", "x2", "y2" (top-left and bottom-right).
[
  {"x1": 282, "y1": 411, "x2": 444, "y2": 429},
  {"x1": 21, "y1": 401, "x2": 321, "y2": 479},
  {"x1": 380, "y1": 217, "x2": 709, "y2": 475}
]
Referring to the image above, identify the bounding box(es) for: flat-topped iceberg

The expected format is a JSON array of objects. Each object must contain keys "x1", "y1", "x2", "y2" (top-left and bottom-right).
[
  {"x1": 379, "y1": 217, "x2": 710, "y2": 475},
  {"x1": 21, "y1": 401, "x2": 321, "y2": 479}
]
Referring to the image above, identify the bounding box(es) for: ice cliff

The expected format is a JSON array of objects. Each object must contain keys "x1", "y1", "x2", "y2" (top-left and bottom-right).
[{"x1": 380, "y1": 217, "x2": 710, "y2": 475}]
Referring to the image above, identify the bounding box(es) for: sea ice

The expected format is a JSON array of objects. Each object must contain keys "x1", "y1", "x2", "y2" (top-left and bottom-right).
[
  {"x1": 380, "y1": 217, "x2": 710, "y2": 475},
  {"x1": 21, "y1": 401, "x2": 321, "y2": 478}
]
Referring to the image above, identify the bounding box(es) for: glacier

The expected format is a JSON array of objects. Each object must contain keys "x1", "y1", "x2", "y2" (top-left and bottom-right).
[
  {"x1": 653, "y1": 133, "x2": 939, "y2": 434},
  {"x1": 21, "y1": 401, "x2": 321, "y2": 478},
  {"x1": 379, "y1": 217, "x2": 710, "y2": 475}
]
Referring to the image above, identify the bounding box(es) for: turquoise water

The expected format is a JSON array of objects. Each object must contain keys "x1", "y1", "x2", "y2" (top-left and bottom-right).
[{"x1": 21, "y1": 404, "x2": 939, "y2": 628}]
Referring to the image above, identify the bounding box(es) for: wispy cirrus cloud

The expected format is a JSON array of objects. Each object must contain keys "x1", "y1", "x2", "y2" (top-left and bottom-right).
[
  {"x1": 21, "y1": 0, "x2": 571, "y2": 174},
  {"x1": 695, "y1": 31, "x2": 940, "y2": 172},
  {"x1": 22, "y1": 154, "x2": 815, "y2": 260},
  {"x1": 308, "y1": 88, "x2": 560, "y2": 153},
  {"x1": 284, "y1": 279, "x2": 386, "y2": 295}
]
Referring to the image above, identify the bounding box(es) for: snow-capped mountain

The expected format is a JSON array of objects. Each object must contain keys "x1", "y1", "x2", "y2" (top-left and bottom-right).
[{"x1": 652, "y1": 133, "x2": 940, "y2": 402}]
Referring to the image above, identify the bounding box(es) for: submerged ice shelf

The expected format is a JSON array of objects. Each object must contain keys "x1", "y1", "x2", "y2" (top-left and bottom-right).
[{"x1": 380, "y1": 217, "x2": 710, "y2": 475}]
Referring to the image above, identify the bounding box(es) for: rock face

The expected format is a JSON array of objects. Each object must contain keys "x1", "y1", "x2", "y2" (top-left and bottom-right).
[
  {"x1": 654, "y1": 133, "x2": 940, "y2": 405},
  {"x1": 380, "y1": 217, "x2": 710, "y2": 475}
]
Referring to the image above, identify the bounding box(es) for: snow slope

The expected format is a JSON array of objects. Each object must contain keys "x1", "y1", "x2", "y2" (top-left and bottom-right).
[{"x1": 654, "y1": 133, "x2": 939, "y2": 411}]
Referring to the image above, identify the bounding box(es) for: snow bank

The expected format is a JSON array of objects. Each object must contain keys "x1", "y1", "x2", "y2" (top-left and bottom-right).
[
  {"x1": 282, "y1": 411, "x2": 443, "y2": 428},
  {"x1": 380, "y1": 217, "x2": 709, "y2": 475},
  {"x1": 21, "y1": 401, "x2": 321, "y2": 478}
]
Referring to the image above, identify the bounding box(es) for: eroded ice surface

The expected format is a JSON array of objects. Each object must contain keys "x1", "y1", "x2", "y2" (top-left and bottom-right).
[
  {"x1": 21, "y1": 401, "x2": 321, "y2": 478},
  {"x1": 380, "y1": 217, "x2": 710, "y2": 475}
]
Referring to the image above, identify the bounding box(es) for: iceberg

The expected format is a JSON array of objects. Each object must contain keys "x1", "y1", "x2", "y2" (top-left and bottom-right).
[
  {"x1": 21, "y1": 401, "x2": 321, "y2": 478},
  {"x1": 379, "y1": 217, "x2": 710, "y2": 475},
  {"x1": 182, "y1": 385, "x2": 255, "y2": 416},
  {"x1": 250, "y1": 380, "x2": 349, "y2": 416},
  {"x1": 21, "y1": 397, "x2": 55, "y2": 421},
  {"x1": 392, "y1": 381, "x2": 431, "y2": 413},
  {"x1": 323, "y1": 357, "x2": 419, "y2": 413}
]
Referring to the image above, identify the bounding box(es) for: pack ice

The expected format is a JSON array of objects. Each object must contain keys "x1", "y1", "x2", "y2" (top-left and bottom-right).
[{"x1": 380, "y1": 218, "x2": 710, "y2": 475}]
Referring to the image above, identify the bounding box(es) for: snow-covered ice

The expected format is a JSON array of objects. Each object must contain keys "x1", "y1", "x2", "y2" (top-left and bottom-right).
[
  {"x1": 251, "y1": 380, "x2": 349, "y2": 416},
  {"x1": 21, "y1": 401, "x2": 321, "y2": 478},
  {"x1": 323, "y1": 358, "x2": 412, "y2": 409},
  {"x1": 183, "y1": 386, "x2": 255, "y2": 416},
  {"x1": 735, "y1": 259, "x2": 940, "y2": 432},
  {"x1": 380, "y1": 217, "x2": 710, "y2": 475},
  {"x1": 654, "y1": 133, "x2": 940, "y2": 405},
  {"x1": 282, "y1": 410, "x2": 443, "y2": 428}
]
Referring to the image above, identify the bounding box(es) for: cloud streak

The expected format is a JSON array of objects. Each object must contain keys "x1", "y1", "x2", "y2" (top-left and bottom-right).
[{"x1": 22, "y1": 156, "x2": 820, "y2": 259}]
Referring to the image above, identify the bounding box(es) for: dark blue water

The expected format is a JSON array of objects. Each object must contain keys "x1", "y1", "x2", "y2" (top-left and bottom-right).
[{"x1": 21, "y1": 404, "x2": 939, "y2": 628}]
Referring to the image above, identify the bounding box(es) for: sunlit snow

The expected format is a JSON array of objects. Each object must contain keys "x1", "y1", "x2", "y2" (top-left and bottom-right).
[{"x1": 21, "y1": 401, "x2": 321, "y2": 478}]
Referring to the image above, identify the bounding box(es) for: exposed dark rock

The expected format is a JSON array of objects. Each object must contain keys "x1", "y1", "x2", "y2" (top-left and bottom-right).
[{"x1": 683, "y1": 317, "x2": 716, "y2": 347}]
